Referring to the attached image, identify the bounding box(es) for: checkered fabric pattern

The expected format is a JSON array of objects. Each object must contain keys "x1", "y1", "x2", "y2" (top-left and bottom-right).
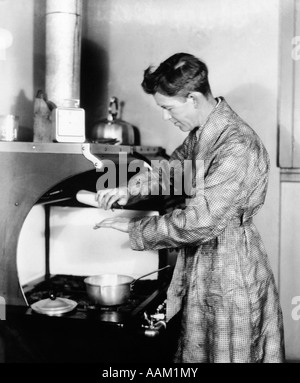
[{"x1": 128, "y1": 98, "x2": 285, "y2": 363}]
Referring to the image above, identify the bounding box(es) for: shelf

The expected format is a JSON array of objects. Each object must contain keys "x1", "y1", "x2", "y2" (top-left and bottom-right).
[
  {"x1": 0, "y1": 141, "x2": 164, "y2": 158},
  {"x1": 0, "y1": 141, "x2": 130, "y2": 154}
]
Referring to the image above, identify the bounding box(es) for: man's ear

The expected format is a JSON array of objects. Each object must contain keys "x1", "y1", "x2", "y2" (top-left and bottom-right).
[{"x1": 187, "y1": 92, "x2": 203, "y2": 108}]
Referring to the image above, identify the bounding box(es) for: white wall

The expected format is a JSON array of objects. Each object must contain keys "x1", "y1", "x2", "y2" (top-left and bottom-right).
[
  {"x1": 0, "y1": 0, "x2": 45, "y2": 141},
  {"x1": 0, "y1": 0, "x2": 33, "y2": 116}
]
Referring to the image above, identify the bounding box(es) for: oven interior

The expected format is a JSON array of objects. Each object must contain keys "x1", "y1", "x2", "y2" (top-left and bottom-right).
[{"x1": 8, "y1": 163, "x2": 182, "y2": 363}]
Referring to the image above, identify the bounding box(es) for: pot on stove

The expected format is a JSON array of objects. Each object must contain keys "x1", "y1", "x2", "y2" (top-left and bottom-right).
[{"x1": 84, "y1": 265, "x2": 171, "y2": 306}]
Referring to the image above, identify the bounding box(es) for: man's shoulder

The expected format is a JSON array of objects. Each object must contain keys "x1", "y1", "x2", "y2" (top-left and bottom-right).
[{"x1": 217, "y1": 99, "x2": 263, "y2": 143}]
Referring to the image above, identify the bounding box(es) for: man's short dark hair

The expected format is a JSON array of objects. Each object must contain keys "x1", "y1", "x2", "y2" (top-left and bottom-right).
[{"x1": 141, "y1": 53, "x2": 211, "y2": 97}]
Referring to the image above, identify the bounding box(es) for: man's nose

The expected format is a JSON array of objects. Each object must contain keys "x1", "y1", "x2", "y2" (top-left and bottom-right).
[{"x1": 162, "y1": 109, "x2": 171, "y2": 120}]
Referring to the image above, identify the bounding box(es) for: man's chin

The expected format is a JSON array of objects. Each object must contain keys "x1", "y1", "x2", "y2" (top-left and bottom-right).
[
  {"x1": 173, "y1": 122, "x2": 190, "y2": 132},
  {"x1": 178, "y1": 125, "x2": 189, "y2": 132}
]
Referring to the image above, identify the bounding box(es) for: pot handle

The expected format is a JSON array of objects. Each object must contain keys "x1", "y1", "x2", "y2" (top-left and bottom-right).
[{"x1": 130, "y1": 265, "x2": 172, "y2": 288}]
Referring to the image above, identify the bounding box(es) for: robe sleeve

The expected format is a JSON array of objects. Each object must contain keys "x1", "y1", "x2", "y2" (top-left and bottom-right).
[{"x1": 128, "y1": 137, "x2": 268, "y2": 250}]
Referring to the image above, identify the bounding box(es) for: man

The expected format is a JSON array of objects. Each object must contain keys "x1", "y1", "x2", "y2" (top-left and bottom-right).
[{"x1": 94, "y1": 53, "x2": 285, "y2": 363}]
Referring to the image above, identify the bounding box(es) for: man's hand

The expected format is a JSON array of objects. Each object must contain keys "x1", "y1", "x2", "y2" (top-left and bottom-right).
[
  {"x1": 93, "y1": 217, "x2": 130, "y2": 233},
  {"x1": 95, "y1": 186, "x2": 129, "y2": 210}
]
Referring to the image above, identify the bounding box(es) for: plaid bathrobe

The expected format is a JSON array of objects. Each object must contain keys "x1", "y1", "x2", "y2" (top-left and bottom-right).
[{"x1": 128, "y1": 98, "x2": 285, "y2": 363}]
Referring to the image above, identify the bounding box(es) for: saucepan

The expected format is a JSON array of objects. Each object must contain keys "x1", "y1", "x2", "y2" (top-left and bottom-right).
[{"x1": 84, "y1": 265, "x2": 171, "y2": 306}]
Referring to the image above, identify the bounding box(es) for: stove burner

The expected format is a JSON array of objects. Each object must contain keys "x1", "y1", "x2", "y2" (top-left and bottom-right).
[{"x1": 24, "y1": 274, "x2": 165, "y2": 325}]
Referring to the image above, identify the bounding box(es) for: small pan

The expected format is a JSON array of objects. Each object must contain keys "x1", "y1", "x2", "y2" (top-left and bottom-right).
[{"x1": 84, "y1": 265, "x2": 171, "y2": 306}]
